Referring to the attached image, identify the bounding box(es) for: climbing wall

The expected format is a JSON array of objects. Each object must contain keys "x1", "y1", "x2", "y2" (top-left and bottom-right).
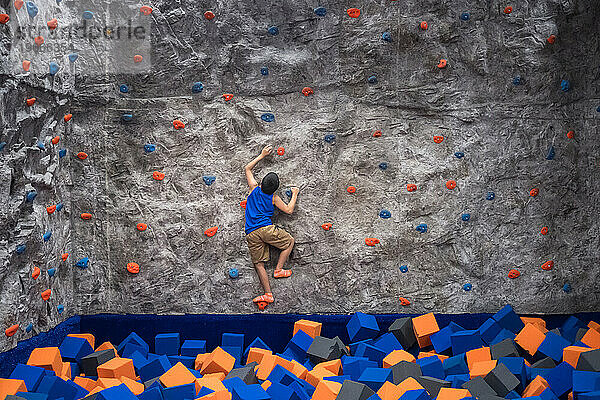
[{"x1": 1, "y1": 0, "x2": 599, "y2": 350}]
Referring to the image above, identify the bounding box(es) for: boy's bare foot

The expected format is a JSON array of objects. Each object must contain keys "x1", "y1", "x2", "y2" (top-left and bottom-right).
[
  {"x1": 274, "y1": 269, "x2": 292, "y2": 278},
  {"x1": 253, "y1": 293, "x2": 274, "y2": 303}
]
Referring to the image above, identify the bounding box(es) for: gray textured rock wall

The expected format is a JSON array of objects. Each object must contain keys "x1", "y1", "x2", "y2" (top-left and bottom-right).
[{"x1": 1, "y1": 0, "x2": 599, "y2": 351}]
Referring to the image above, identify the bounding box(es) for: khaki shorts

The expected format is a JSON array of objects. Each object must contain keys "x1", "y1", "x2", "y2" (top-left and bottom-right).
[{"x1": 246, "y1": 225, "x2": 293, "y2": 264}]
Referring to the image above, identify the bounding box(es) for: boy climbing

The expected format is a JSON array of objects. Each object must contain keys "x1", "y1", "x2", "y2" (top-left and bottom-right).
[{"x1": 244, "y1": 145, "x2": 299, "y2": 306}]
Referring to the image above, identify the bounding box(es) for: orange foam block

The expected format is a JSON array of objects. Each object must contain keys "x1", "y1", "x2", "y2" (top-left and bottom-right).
[
  {"x1": 588, "y1": 321, "x2": 600, "y2": 332},
  {"x1": 581, "y1": 327, "x2": 600, "y2": 349},
  {"x1": 521, "y1": 317, "x2": 547, "y2": 333},
  {"x1": 195, "y1": 353, "x2": 209, "y2": 370},
  {"x1": 203, "y1": 372, "x2": 226, "y2": 381},
  {"x1": 97, "y1": 358, "x2": 136, "y2": 380},
  {"x1": 0, "y1": 378, "x2": 27, "y2": 398},
  {"x1": 412, "y1": 312, "x2": 440, "y2": 348},
  {"x1": 418, "y1": 351, "x2": 448, "y2": 362},
  {"x1": 466, "y1": 347, "x2": 491, "y2": 371},
  {"x1": 96, "y1": 341, "x2": 117, "y2": 354},
  {"x1": 314, "y1": 359, "x2": 341, "y2": 375},
  {"x1": 563, "y1": 346, "x2": 592, "y2": 368},
  {"x1": 293, "y1": 319, "x2": 322, "y2": 338},
  {"x1": 196, "y1": 377, "x2": 226, "y2": 393},
  {"x1": 522, "y1": 375, "x2": 550, "y2": 397},
  {"x1": 261, "y1": 380, "x2": 271, "y2": 391},
  {"x1": 120, "y1": 376, "x2": 144, "y2": 395},
  {"x1": 515, "y1": 323, "x2": 546, "y2": 355},
  {"x1": 312, "y1": 380, "x2": 341, "y2": 400},
  {"x1": 377, "y1": 381, "x2": 401, "y2": 400},
  {"x1": 68, "y1": 333, "x2": 95, "y2": 349},
  {"x1": 437, "y1": 388, "x2": 472, "y2": 400},
  {"x1": 97, "y1": 377, "x2": 122, "y2": 389},
  {"x1": 200, "y1": 347, "x2": 235, "y2": 375},
  {"x1": 74, "y1": 376, "x2": 97, "y2": 391},
  {"x1": 161, "y1": 362, "x2": 201, "y2": 393},
  {"x1": 383, "y1": 350, "x2": 416, "y2": 367},
  {"x1": 198, "y1": 390, "x2": 232, "y2": 400},
  {"x1": 290, "y1": 359, "x2": 308, "y2": 380},
  {"x1": 306, "y1": 367, "x2": 336, "y2": 388},
  {"x1": 470, "y1": 360, "x2": 497, "y2": 378},
  {"x1": 397, "y1": 377, "x2": 424, "y2": 397},
  {"x1": 27, "y1": 347, "x2": 62, "y2": 373},
  {"x1": 256, "y1": 354, "x2": 277, "y2": 381},
  {"x1": 60, "y1": 362, "x2": 71, "y2": 380},
  {"x1": 246, "y1": 348, "x2": 272, "y2": 365}
]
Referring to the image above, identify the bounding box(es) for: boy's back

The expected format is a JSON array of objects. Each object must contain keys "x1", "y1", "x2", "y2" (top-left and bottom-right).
[{"x1": 245, "y1": 186, "x2": 274, "y2": 235}]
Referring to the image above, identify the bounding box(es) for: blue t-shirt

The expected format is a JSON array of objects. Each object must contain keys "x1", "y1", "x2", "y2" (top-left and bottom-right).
[{"x1": 245, "y1": 186, "x2": 274, "y2": 234}]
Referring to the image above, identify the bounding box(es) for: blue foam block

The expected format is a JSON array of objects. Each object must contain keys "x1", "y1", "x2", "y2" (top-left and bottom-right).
[
  {"x1": 266, "y1": 382, "x2": 300, "y2": 400},
  {"x1": 538, "y1": 332, "x2": 571, "y2": 362},
  {"x1": 373, "y1": 333, "x2": 403, "y2": 354},
  {"x1": 123, "y1": 342, "x2": 149, "y2": 359},
  {"x1": 155, "y1": 333, "x2": 180, "y2": 356},
  {"x1": 9, "y1": 363, "x2": 46, "y2": 391},
  {"x1": 284, "y1": 329, "x2": 313, "y2": 363},
  {"x1": 539, "y1": 388, "x2": 559, "y2": 400},
  {"x1": 354, "y1": 343, "x2": 387, "y2": 367},
  {"x1": 446, "y1": 373, "x2": 470, "y2": 388},
  {"x1": 572, "y1": 370, "x2": 600, "y2": 394},
  {"x1": 223, "y1": 377, "x2": 245, "y2": 392},
  {"x1": 579, "y1": 391, "x2": 600, "y2": 400},
  {"x1": 232, "y1": 383, "x2": 272, "y2": 400},
  {"x1": 223, "y1": 333, "x2": 245, "y2": 348},
  {"x1": 367, "y1": 395, "x2": 383, "y2": 400},
  {"x1": 451, "y1": 330, "x2": 485, "y2": 354},
  {"x1": 347, "y1": 312, "x2": 380, "y2": 342},
  {"x1": 349, "y1": 339, "x2": 375, "y2": 355},
  {"x1": 64, "y1": 379, "x2": 88, "y2": 399},
  {"x1": 343, "y1": 357, "x2": 378, "y2": 381},
  {"x1": 443, "y1": 354, "x2": 468, "y2": 375},
  {"x1": 197, "y1": 386, "x2": 215, "y2": 397},
  {"x1": 15, "y1": 393, "x2": 49, "y2": 400},
  {"x1": 36, "y1": 375, "x2": 77, "y2": 400},
  {"x1": 542, "y1": 361, "x2": 573, "y2": 397},
  {"x1": 222, "y1": 345, "x2": 243, "y2": 367},
  {"x1": 267, "y1": 364, "x2": 301, "y2": 386},
  {"x1": 127, "y1": 350, "x2": 148, "y2": 371},
  {"x1": 416, "y1": 356, "x2": 445, "y2": 380},
  {"x1": 181, "y1": 340, "x2": 206, "y2": 357},
  {"x1": 490, "y1": 328, "x2": 516, "y2": 345},
  {"x1": 139, "y1": 355, "x2": 172, "y2": 382},
  {"x1": 289, "y1": 380, "x2": 311, "y2": 400},
  {"x1": 117, "y1": 332, "x2": 149, "y2": 355},
  {"x1": 492, "y1": 305, "x2": 525, "y2": 334},
  {"x1": 167, "y1": 355, "x2": 195, "y2": 369},
  {"x1": 358, "y1": 367, "x2": 393, "y2": 391},
  {"x1": 137, "y1": 386, "x2": 164, "y2": 400},
  {"x1": 431, "y1": 322, "x2": 464, "y2": 354},
  {"x1": 505, "y1": 391, "x2": 521, "y2": 399},
  {"x1": 97, "y1": 383, "x2": 138, "y2": 400},
  {"x1": 323, "y1": 375, "x2": 351, "y2": 384},
  {"x1": 162, "y1": 382, "x2": 196, "y2": 400},
  {"x1": 478, "y1": 318, "x2": 502, "y2": 345},
  {"x1": 59, "y1": 336, "x2": 94, "y2": 363},
  {"x1": 399, "y1": 389, "x2": 430, "y2": 400},
  {"x1": 498, "y1": 357, "x2": 527, "y2": 389},
  {"x1": 561, "y1": 316, "x2": 587, "y2": 343}
]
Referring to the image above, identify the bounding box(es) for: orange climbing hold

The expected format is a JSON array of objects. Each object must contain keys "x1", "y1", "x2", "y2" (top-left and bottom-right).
[
  {"x1": 407, "y1": 184, "x2": 417, "y2": 192},
  {"x1": 420, "y1": 21, "x2": 428, "y2": 30},
  {"x1": 41, "y1": 289, "x2": 52, "y2": 301},
  {"x1": 530, "y1": 187, "x2": 539, "y2": 197},
  {"x1": 5, "y1": 324, "x2": 19, "y2": 337},
  {"x1": 347, "y1": 186, "x2": 356, "y2": 194},
  {"x1": 347, "y1": 8, "x2": 360, "y2": 18},
  {"x1": 46, "y1": 205, "x2": 56, "y2": 214},
  {"x1": 365, "y1": 238, "x2": 380, "y2": 246},
  {"x1": 51, "y1": 136, "x2": 60, "y2": 145},
  {"x1": 240, "y1": 200, "x2": 247, "y2": 209},
  {"x1": 204, "y1": 226, "x2": 218, "y2": 237},
  {"x1": 34, "y1": 36, "x2": 44, "y2": 46},
  {"x1": 64, "y1": 114, "x2": 72, "y2": 122},
  {"x1": 173, "y1": 120, "x2": 185, "y2": 129},
  {"x1": 504, "y1": 6, "x2": 513, "y2": 14},
  {"x1": 133, "y1": 55, "x2": 143, "y2": 63},
  {"x1": 140, "y1": 6, "x2": 153, "y2": 15},
  {"x1": 137, "y1": 223, "x2": 147, "y2": 231},
  {"x1": 541, "y1": 260, "x2": 554, "y2": 271},
  {"x1": 567, "y1": 130, "x2": 574, "y2": 139},
  {"x1": 302, "y1": 87, "x2": 314, "y2": 96},
  {"x1": 372, "y1": 130, "x2": 382, "y2": 137},
  {"x1": 277, "y1": 147, "x2": 285, "y2": 156},
  {"x1": 153, "y1": 171, "x2": 165, "y2": 181},
  {"x1": 446, "y1": 180, "x2": 457, "y2": 190},
  {"x1": 80, "y1": 213, "x2": 92, "y2": 220},
  {"x1": 127, "y1": 262, "x2": 140, "y2": 274},
  {"x1": 77, "y1": 152, "x2": 88, "y2": 160},
  {"x1": 14, "y1": 0, "x2": 23, "y2": 9},
  {"x1": 32, "y1": 267, "x2": 41, "y2": 280},
  {"x1": 0, "y1": 13, "x2": 9, "y2": 24},
  {"x1": 23, "y1": 60, "x2": 31, "y2": 72},
  {"x1": 508, "y1": 269, "x2": 520, "y2": 279},
  {"x1": 433, "y1": 135, "x2": 444, "y2": 143},
  {"x1": 399, "y1": 297, "x2": 411, "y2": 306},
  {"x1": 61, "y1": 253, "x2": 69, "y2": 261},
  {"x1": 47, "y1": 18, "x2": 58, "y2": 30},
  {"x1": 540, "y1": 226, "x2": 548, "y2": 235},
  {"x1": 321, "y1": 223, "x2": 332, "y2": 231},
  {"x1": 547, "y1": 35, "x2": 556, "y2": 44},
  {"x1": 26, "y1": 98, "x2": 36, "y2": 106},
  {"x1": 222, "y1": 93, "x2": 234, "y2": 101},
  {"x1": 437, "y1": 59, "x2": 447, "y2": 69},
  {"x1": 204, "y1": 11, "x2": 215, "y2": 20}
]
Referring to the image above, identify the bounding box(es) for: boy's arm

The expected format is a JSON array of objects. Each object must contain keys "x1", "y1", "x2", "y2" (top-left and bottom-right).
[
  {"x1": 244, "y1": 145, "x2": 272, "y2": 189},
  {"x1": 274, "y1": 187, "x2": 299, "y2": 214}
]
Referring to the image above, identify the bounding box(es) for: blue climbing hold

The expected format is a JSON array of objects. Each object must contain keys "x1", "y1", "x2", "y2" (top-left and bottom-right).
[
  {"x1": 57, "y1": 305, "x2": 64, "y2": 314},
  {"x1": 82, "y1": 11, "x2": 94, "y2": 20},
  {"x1": 49, "y1": 62, "x2": 59, "y2": 76},
  {"x1": 203, "y1": 176, "x2": 216, "y2": 186},
  {"x1": 379, "y1": 162, "x2": 388, "y2": 170},
  {"x1": 454, "y1": 152, "x2": 465, "y2": 159},
  {"x1": 513, "y1": 76, "x2": 522, "y2": 86},
  {"x1": 399, "y1": 265, "x2": 408, "y2": 273},
  {"x1": 486, "y1": 191, "x2": 495, "y2": 201},
  {"x1": 561, "y1": 79, "x2": 570, "y2": 92},
  {"x1": 37, "y1": 142, "x2": 45, "y2": 150},
  {"x1": 314, "y1": 7, "x2": 327, "y2": 16},
  {"x1": 228, "y1": 268, "x2": 239, "y2": 279},
  {"x1": 463, "y1": 283, "x2": 472, "y2": 291},
  {"x1": 68, "y1": 53, "x2": 78, "y2": 63},
  {"x1": 26, "y1": 2, "x2": 38, "y2": 17},
  {"x1": 42, "y1": 231, "x2": 52, "y2": 242},
  {"x1": 460, "y1": 12, "x2": 470, "y2": 21},
  {"x1": 546, "y1": 146, "x2": 555, "y2": 160},
  {"x1": 122, "y1": 113, "x2": 133, "y2": 122},
  {"x1": 285, "y1": 189, "x2": 292, "y2": 198},
  {"x1": 0, "y1": 142, "x2": 6, "y2": 151},
  {"x1": 16, "y1": 244, "x2": 26, "y2": 254},
  {"x1": 562, "y1": 283, "x2": 571, "y2": 293},
  {"x1": 416, "y1": 223, "x2": 428, "y2": 233},
  {"x1": 59, "y1": 149, "x2": 67, "y2": 158},
  {"x1": 56, "y1": 203, "x2": 63, "y2": 212},
  {"x1": 381, "y1": 32, "x2": 392, "y2": 42},
  {"x1": 75, "y1": 257, "x2": 89, "y2": 269},
  {"x1": 261, "y1": 113, "x2": 275, "y2": 122},
  {"x1": 48, "y1": 268, "x2": 56, "y2": 277},
  {"x1": 192, "y1": 82, "x2": 203, "y2": 93},
  {"x1": 119, "y1": 84, "x2": 129, "y2": 93},
  {"x1": 26, "y1": 191, "x2": 37, "y2": 202},
  {"x1": 461, "y1": 213, "x2": 471, "y2": 222},
  {"x1": 597, "y1": 105, "x2": 600, "y2": 113},
  {"x1": 144, "y1": 144, "x2": 156, "y2": 153},
  {"x1": 261, "y1": 67, "x2": 269, "y2": 76},
  {"x1": 267, "y1": 26, "x2": 279, "y2": 35},
  {"x1": 25, "y1": 323, "x2": 33, "y2": 333},
  {"x1": 324, "y1": 134, "x2": 336, "y2": 143},
  {"x1": 368, "y1": 75, "x2": 377, "y2": 84},
  {"x1": 379, "y1": 209, "x2": 391, "y2": 219}
]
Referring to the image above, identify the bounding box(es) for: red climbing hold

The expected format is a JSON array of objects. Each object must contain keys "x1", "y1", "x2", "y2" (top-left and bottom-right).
[
  {"x1": 152, "y1": 171, "x2": 165, "y2": 181},
  {"x1": 508, "y1": 269, "x2": 520, "y2": 279},
  {"x1": 51, "y1": 136, "x2": 60, "y2": 145},
  {"x1": 222, "y1": 93, "x2": 234, "y2": 101},
  {"x1": 529, "y1": 188, "x2": 539, "y2": 197},
  {"x1": 47, "y1": 18, "x2": 58, "y2": 30},
  {"x1": 302, "y1": 87, "x2": 314, "y2": 96},
  {"x1": 433, "y1": 135, "x2": 444, "y2": 144},
  {"x1": 80, "y1": 213, "x2": 92, "y2": 220},
  {"x1": 399, "y1": 297, "x2": 411, "y2": 306},
  {"x1": 140, "y1": 6, "x2": 153, "y2": 15},
  {"x1": 137, "y1": 223, "x2": 147, "y2": 231},
  {"x1": 566, "y1": 130, "x2": 574, "y2": 139},
  {"x1": 547, "y1": 35, "x2": 556, "y2": 44},
  {"x1": 14, "y1": 0, "x2": 23, "y2": 10},
  {"x1": 504, "y1": 6, "x2": 513, "y2": 14},
  {"x1": 64, "y1": 114, "x2": 72, "y2": 122},
  {"x1": 0, "y1": 14, "x2": 9, "y2": 24},
  {"x1": 46, "y1": 205, "x2": 56, "y2": 214},
  {"x1": 420, "y1": 21, "x2": 428, "y2": 30},
  {"x1": 32, "y1": 267, "x2": 40, "y2": 280},
  {"x1": 540, "y1": 226, "x2": 548, "y2": 235},
  {"x1": 541, "y1": 260, "x2": 554, "y2": 271},
  {"x1": 127, "y1": 262, "x2": 140, "y2": 274},
  {"x1": 372, "y1": 130, "x2": 382, "y2": 138},
  {"x1": 133, "y1": 55, "x2": 143, "y2": 63},
  {"x1": 347, "y1": 186, "x2": 356, "y2": 194},
  {"x1": 61, "y1": 253, "x2": 69, "y2": 261},
  {"x1": 446, "y1": 180, "x2": 457, "y2": 190},
  {"x1": 437, "y1": 59, "x2": 447, "y2": 69},
  {"x1": 26, "y1": 98, "x2": 36, "y2": 106},
  {"x1": 77, "y1": 152, "x2": 88, "y2": 160},
  {"x1": 5, "y1": 325, "x2": 19, "y2": 337},
  {"x1": 34, "y1": 36, "x2": 44, "y2": 46},
  {"x1": 23, "y1": 60, "x2": 31, "y2": 72},
  {"x1": 173, "y1": 120, "x2": 185, "y2": 129},
  {"x1": 240, "y1": 200, "x2": 247, "y2": 209},
  {"x1": 407, "y1": 184, "x2": 417, "y2": 192},
  {"x1": 365, "y1": 238, "x2": 380, "y2": 246},
  {"x1": 41, "y1": 289, "x2": 51, "y2": 301},
  {"x1": 277, "y1": 147, "x2": 285, "y2": 156},
  {"x1": 204, "y1": 226, "x2": 218, "y2": 237},
  {"x1": 204, "y1": 11, "x2": 215, "y2": 20},
  {"x1": 321, "y1": 223, "x2": 332, "y2": 231},
  {"x1": 347, "y1": 8, "x2": 360, "y2": 18}
]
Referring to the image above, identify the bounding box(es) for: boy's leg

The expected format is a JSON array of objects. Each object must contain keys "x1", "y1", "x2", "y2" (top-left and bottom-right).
[
  {"x1": 275, "y1": 237, "x2": 295, "y2": 272},
  {"x1": 263, "y1": 226, "x2": 294, "y2": 278},
  {"x1": 253, "y1": 262, "x2": 272, "y2": 293}
]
